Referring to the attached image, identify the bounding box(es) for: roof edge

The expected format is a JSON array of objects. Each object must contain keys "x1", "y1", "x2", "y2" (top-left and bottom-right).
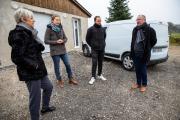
[{"x1": 71, "y1": 0, "x2": 92, "y2": 17}]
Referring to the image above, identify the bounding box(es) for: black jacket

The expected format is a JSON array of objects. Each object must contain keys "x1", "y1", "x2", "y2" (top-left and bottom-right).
[
  {"x1": 130, "y1": 23, "x2": 157, "y2": 63},
  {"x1": 86, "y1": 24, "x2": 106, "y2": 51},
  {"x1": 8, "y1": 25, "x2": 47, "y2": 81}
]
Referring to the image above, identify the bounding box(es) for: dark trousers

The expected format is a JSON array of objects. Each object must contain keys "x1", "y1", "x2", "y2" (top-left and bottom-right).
[
  {"x1": 91, "y1": 49, "x2": 104, "y2": 78},
  {"x1": 25, "y1": 76, "x2": 53, "y2": 120},
  {"x1": 52, "y1": 53, "x2": 73, "y2": 80},
  {"x1": 133, "y1": 53, "x2": 148, "y2": 86}
]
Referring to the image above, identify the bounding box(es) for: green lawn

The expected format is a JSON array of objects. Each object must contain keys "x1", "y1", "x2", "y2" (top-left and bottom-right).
[{"x1": 170, "y1": 33, "x2": 180, "y2": 45}]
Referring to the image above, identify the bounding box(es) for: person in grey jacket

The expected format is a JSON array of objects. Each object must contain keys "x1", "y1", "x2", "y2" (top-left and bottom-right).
[{"x1": 44, "y1": 15, "x2": 78, "y2": 88}]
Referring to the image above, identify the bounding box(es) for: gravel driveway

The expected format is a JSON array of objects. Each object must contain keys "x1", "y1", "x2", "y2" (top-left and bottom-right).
[{"x1": 0, "y1": 46, "x2": 180, "y2": 120}]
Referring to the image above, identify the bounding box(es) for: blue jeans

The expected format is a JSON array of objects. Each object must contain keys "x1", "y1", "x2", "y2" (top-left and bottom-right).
[
  {"x1": 25, "y1": 76, "x2": 53, "y2": 120},
  {"x1": 133, "y1": 53, "x2": 148, "y2": 86},
  {"x1": 52, "y1": 53, "x2": 73, "y2": 80}
]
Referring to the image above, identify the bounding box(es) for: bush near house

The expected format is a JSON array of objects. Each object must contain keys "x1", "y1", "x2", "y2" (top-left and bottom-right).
[{"x1": 170, "y1": 33, "x2": 180, "y2": 45}]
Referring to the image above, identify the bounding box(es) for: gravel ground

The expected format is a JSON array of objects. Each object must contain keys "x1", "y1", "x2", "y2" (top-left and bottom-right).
[{"x1": 0, "y1": 46, "x2": 180, "y2": 120}]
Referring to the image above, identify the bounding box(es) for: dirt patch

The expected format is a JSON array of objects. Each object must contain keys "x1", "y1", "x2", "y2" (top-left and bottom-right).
[{"x1": 0, "y1": 46, "x2": 180, "y2": 120}]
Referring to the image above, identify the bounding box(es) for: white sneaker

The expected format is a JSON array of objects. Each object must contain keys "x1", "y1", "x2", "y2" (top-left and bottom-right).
[
  {"x1": 89, "y1": 77, "x2": 96, "y2": 85},
  {"x1": 97, "y1": 75, "x2": 107, "y2": 81}
]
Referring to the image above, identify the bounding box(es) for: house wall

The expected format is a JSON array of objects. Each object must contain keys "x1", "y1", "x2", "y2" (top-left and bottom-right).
[
  {"x1": 0, "y1": 0, "x2": 15, "y2": 67},
  {"x1": 0, "y1": 1, "x2": 88, "y2": 67}
]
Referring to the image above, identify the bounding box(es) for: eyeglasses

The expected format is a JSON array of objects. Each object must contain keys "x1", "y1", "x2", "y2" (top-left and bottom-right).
[{"x1": 136, "y1": 19, "x2": 143, "y2": 21}]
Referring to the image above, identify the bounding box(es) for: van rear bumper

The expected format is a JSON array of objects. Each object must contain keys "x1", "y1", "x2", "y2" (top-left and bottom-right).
[{"x1": 149, "y1": 55, "x2": 168, "y2": 65}]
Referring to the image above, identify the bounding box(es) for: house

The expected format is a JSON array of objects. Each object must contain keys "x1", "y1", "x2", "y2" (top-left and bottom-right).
[{"x1": 0, "y1": 0, "x2": 91, "y2": 67}]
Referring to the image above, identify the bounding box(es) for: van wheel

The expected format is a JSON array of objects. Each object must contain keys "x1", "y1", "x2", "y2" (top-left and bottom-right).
[
  {"x1": 122, "y1": 53, "x2": 134, "y2": 71},
  {"x1": 83, "y1": 45, "x2": 90, "y2": 57}
]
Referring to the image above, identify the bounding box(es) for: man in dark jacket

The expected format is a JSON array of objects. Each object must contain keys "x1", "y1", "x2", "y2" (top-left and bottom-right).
[
  {"x1": 8, "y1": 8, "x2": 55, "y2": 120},
  {"x1": 130, "y1": 15, "x2": 157, "y2": 92},
  {"x1": 86, "y1": 16, "x2": 107, "y2": 85}
]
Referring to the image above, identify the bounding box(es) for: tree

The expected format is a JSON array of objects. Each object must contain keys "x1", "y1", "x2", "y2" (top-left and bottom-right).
[
  {"x1": 106, "y1": 0, "x2": 132, "y2": 23},
  {"x1": 168, "y1": 22, "x2": 180, "y2": 33}
]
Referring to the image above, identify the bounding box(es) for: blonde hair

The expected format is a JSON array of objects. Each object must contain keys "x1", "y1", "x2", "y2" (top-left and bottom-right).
[{"x1": 14, "y1": 8, "x2": 34, "y2": 23}]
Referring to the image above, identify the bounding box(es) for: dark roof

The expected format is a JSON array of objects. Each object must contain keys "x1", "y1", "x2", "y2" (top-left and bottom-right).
[{"x1": 13, "y1": 0, "x2": 91, "y2": 18}]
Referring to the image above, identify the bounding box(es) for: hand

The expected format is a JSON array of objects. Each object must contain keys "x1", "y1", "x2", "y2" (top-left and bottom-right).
[{"x1": 57, "y1": 39, "x2": 64, "y2": 44}]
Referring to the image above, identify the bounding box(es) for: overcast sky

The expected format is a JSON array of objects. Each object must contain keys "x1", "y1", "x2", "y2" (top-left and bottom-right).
[{"x1": 77, "y1": 0, "x2": 180, "y2": 26}]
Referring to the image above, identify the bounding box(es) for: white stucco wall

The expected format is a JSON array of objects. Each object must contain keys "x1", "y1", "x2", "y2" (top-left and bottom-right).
[
  {"x1": 11, "y1": 1, "x2": 88, "y2": 51},
  {"x1": 0, "y1": 1, "x2": 89, "y2": 67},
  {"x1": 0, "y1": 0, "x2": 15, "y2": 68}
]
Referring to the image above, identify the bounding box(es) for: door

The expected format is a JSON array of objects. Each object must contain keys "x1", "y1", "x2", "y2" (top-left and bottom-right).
[
  {"x1": 34, "y1": 12, "x2": 51, "y2": 53},
  {"x1": 72, "y1": 18, "x2": 81, "y2": 48},
  {"x1": 150, "y1": 23, "x2": 169, "y2": 60}
]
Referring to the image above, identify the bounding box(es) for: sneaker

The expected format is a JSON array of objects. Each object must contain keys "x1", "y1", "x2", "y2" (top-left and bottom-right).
[
  {"x1": 89, "y1": 77, "x2": 96, "y2": 85},
  {"x1": 97, "y1": 75, "x2": 107, "y2": 81}
]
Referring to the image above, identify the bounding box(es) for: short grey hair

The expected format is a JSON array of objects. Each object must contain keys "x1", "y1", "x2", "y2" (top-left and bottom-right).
[
  {"x1": 14, "y1": 8, "x2": 34, "y2": 23},
  {"x1": 137, "y1": 14, "x2": 146, "y2": 21}
]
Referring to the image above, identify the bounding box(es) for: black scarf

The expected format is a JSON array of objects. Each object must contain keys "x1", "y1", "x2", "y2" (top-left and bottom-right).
[
  {"x1": 94, "y1": 23, "x2": 102, "y2": 28},
  {"x1": 136, "y1": 22, "x2": 148, "y2": 30}
]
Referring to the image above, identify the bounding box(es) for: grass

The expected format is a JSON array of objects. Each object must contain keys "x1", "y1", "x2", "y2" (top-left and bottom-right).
[{"x1": 169, "y1": 33, "x2": 180, "y2": 46}]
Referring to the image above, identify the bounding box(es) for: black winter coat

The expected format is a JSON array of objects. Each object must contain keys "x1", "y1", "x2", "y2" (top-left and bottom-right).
[
  {"x1": 130, "y1": 23, "x2": 157, "y2": 63},
  {"x1": 86, "y1": 24, "x2": 106, "y2": 51},
  {"x1": 8, "y1": 25, "x2": 47, "y2": 81}
]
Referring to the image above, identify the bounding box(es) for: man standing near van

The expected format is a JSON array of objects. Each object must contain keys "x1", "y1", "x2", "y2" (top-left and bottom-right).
[
  {"x1": 130, "y1": 15, "x2": 157, "y2": 92},
  {"x1": 86, "y1": 16, "x2": 107, "y2": 85}
]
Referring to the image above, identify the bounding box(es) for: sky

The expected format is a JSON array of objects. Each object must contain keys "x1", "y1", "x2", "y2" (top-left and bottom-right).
[{"x1": 77, "y1": 0, "x2": 180, "y2": 26}]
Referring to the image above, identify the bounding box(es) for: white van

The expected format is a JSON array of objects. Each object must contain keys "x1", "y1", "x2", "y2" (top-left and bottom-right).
[{"x1": 82, "y1": 20, "x2": 169, "y2": 71}]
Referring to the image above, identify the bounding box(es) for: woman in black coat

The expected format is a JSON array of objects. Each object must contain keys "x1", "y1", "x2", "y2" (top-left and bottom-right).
[{"x1": 8, "y1": 8, "x2": 55, "y2": 120}]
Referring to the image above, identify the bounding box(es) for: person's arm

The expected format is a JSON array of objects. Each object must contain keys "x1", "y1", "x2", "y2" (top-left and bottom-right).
[
  {"x1": 38, "y1": 42, "x2": 45, "y2": 51},
  {"x1": 62, "y1": 29, "x2": 67, "y2": 43},
  {"x1": 130, "y1": 29, "x2": 134, "y2": 57},
  {"x1": 86, "y1": 28, "x2": 92, "y2": 47},
  {"x1": 104, "y1": 28, "x2": 107, "y2": 40},
  {"x1": 44, "y1": 28, "x2": 58, "y2": 45},
  {"x1": 8, "y1": 31, "x2": 39, "y2": 70},
  {"x1": 150, "y1": 27, "x2": 157, "y2": 48}
]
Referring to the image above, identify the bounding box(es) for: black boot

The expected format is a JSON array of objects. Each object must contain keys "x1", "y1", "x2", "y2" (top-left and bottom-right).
[{"x1": 41, "y1": 106, "x2": 56, "y2": 115}]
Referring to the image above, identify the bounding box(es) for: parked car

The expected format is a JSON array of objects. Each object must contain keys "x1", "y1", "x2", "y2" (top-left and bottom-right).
[{"x1": 82, "y1": 20, "x2": 169, "y2": 71}]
